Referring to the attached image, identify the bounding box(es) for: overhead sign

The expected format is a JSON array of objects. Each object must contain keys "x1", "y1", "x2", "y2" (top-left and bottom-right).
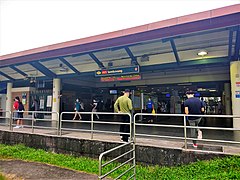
[
  {"x1": 101, "y1": 74, "x2": 141, "y2": 82},
  {"x1": 95, "y1": 66, "x2": 139, "y2": 77},
  {"x1": 236, "y1": 91, "x2": 240, "y2": 98}
]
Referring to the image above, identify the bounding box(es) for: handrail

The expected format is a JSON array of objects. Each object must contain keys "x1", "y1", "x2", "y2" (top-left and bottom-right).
[
  {"x1": 99, "y1": 141, "x2": 135, "y2": 180},
  {"x1": 11, "y1": 110, "x2": 59, "y2": 134},
  {"x1": 0, "y1": 110, "x2": 12, "y2": 130},
  {"x1": 60, "y1": 111, "x2": 132, "y2": 140},
  {"x1": 134, "y1": 113, "x2": 240, "y2": 153}
]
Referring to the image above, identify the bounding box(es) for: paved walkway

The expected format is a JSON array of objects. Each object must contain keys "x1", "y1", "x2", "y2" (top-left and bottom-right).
[
  {"x1": 0, "y1": 159, "x2": 106, "y2": 180},
  {"x1": 0, "y1": 124, "x2": 240, "y2": 154}
]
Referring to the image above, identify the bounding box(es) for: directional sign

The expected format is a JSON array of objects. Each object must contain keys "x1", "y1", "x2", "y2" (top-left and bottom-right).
[
  {"x1": 95, "y1": 66, "x2": 139, "y2": 77},
  {"x1": 100, "y1": 74, "x2": 141, "y2": 82}
]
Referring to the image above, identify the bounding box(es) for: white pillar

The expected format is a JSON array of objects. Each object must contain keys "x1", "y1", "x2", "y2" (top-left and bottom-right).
[
  {"x1": 224, "y1": 83, "x2": 231, "y2": 115},
  {"x1": 230, "y1": 61, "x2": 240, "y2": 140},
  {"x1": 52, "y1": 78, "x2": 61, "y2": 123},
  {"x1": 6, "y1": 83, "x2": 13, "y2": 118}
]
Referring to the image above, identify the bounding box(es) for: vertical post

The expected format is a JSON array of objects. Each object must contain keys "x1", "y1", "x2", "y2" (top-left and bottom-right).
[
  {"x1": 52, "y1": 78, "x2": 61, "y2": 127},
  {"x1": 224, "y1": 83, "x2": 231, "y2": 115},
  {"x1": 183, "y1": 115, "x2": 187, "y2": 150},
  {"x1": 31, "y1": 111, "x2": 34, "y2": 133},
  {"x1": 91, "y1": 112, "x2": 94, "y2": 139},
  {"x1": 98, "y1": 156, "x2": 102, "y2": 180},
  {"x1": 132, "y1": 114, "x2": 136, "y2": 180},
  {"x1": 9, "y1": 111, "x2": 12, "y2": 131},
  {"x1": 230, "y1": 61, "x2": 240, "y2": 141},
  {"x1": 6, "y1": 82, "x2": 13, "y2": 119},
  {"x1": 59, "y1": 113, "x2": 62, "y2": 136},
  {"x1": 140, "y1": 92, "x2": 144, "y2": 121}
]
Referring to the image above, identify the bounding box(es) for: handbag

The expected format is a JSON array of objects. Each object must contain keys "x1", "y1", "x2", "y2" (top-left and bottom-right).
[{"x1": 152, "y1": 109, "x2": 156, "y2": 114}]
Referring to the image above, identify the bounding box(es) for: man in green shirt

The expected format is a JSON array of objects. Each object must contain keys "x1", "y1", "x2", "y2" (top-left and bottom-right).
[{"x1": 114, "y1": 89, "x2": 133, "y2": 142}]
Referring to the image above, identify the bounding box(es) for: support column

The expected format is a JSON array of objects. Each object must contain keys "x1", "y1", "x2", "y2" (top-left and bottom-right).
[
  {"x1": 52, "y1": 78, "x2": 61, "y2": 124},
  {"x1": 224, "y1": 83, "x2": 231, "y2": 115},
  {"x1": 6, "y1": 83, "x2": 13, "y2": 118},
  {"x1": 230, "y1": 61, "x2": 240, "y2": 140}
]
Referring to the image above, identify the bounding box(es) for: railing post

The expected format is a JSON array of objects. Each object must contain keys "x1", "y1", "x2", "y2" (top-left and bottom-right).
[
  {"x1": 130, "y1": 114, "x2": 132, "y2": 141},
  {"x1": 31, "y1": 111, "x2": 34, "y2": 133},
  {"x1": 133, "y1": 114, "x2": 136, "y2": 180},
  {"x1": 98, "y1": 156, "x2": 102, "y2": 180},
  {"x1": 184, "y1": 115, "x2": 187, "y2": 150},
  {"x1": 59, "y1": 113, "x2": 63, "y2": 136},
  {"x1": 91, "y1": 112, "x2": 94, "y2": 139},
  {"x1": 8, "y1": 111, "x2": 12, "y2": 131},
  {"x1": 56, "y1": 112, "x2": 60, "y2": 136}
]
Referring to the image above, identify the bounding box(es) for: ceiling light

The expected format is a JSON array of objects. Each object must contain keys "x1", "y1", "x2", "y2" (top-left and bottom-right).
[
  {"x1": 197, "y1": 50, "x2": 208, "y2": 57},
  {"x1": 140, "y1": 54, "x2": 149, "y2": 62}
]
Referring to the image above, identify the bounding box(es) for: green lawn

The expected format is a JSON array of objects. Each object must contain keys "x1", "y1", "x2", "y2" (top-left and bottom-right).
[
  {"x1": 0, "y1": 174, "x2": 6, "y2": 180},
  {"x1": 0, "y1": 144, "x2": 239, "y2": 180}
]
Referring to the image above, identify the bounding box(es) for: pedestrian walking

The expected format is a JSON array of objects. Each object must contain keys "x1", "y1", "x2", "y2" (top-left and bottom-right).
[
  {"x1": 73, "y1": 98, "x2": 82, "y2": 120},
  {"x1": 91, "y1": 99, "x2": 100, "y2": 120},
  {"x1": 184, "y1": 91, "x2": 204, "y2": 148},
  {"x1": 114, "y1": 89, "x2": 133, "y2": 142}
]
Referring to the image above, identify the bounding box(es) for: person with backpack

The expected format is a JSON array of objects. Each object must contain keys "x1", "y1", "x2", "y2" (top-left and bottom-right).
[
  {"x1": 146, "y1": 97, "x2": 154, "y2": 122},
  {"x1": 13, "y1": 96, "x2": 24, "y2": 128}
]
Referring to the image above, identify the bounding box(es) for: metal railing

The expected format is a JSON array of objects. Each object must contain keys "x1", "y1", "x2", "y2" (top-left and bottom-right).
[
  {"x1": 99, "y1": 141, "x2": 136, "y2": 180},
  {"x1": 134, "y1": 113, "x2": 240, "y2": 153},
  {"x1": 1, "y1": 110, "x2": 240, "y2": 179},
  {"x1": 60, "y1": 112, "x2": 132, "y2": 139},
  {"x1": 11, "y1": 111, "x2": 59, "y2": 134},
  {"x1": 0, "y1": 110, "x2": 12, "y2": 130}
]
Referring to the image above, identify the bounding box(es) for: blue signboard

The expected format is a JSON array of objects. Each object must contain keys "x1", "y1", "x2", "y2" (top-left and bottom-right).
[
  {"x1": 95, "y1": 66, "x2": 140, "y2": 77},
  {"x1": 236, "y1": 91, "x2": 240, "y2": 98}
]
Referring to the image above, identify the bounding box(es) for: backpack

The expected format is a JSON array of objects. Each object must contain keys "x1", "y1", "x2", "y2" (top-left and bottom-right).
[{"x1": 18, "y1": 102, "x2": 25, "y2": 111}]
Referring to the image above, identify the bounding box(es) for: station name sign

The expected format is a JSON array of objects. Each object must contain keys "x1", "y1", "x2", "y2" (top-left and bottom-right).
[
  {"x1": 95, "y1": 66, "x2": 140, "y2": 77},
  {"x1": 101, "y1": 74, "x2": 141, "y2": 82}
]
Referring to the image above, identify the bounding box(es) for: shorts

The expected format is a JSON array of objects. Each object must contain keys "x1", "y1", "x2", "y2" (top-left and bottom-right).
[{"x1": 18, "y1": 112, "x2": 23, "y2": 119}]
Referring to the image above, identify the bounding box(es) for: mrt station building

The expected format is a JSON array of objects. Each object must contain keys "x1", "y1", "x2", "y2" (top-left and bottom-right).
[{"x1": 0, "y1": 5, "x2": 240, "y2": 128}]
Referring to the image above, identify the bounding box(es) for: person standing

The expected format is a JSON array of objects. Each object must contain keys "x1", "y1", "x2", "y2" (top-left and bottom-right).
[
  {"x1": 114, "y1": 89, "x2": 133, "y2": 142},
  {"x1": 31, "y1": 99, "x2": 39, "y2": 119},
  {"x1": 73, "y1": 98, "x2": 82, "y2": 120},
  {"x1": 184, "y1": 91, "x2": 204, "y2": 148},
  {"x1": 13, "y1": 96, "x2": 24, "y2": 128}
]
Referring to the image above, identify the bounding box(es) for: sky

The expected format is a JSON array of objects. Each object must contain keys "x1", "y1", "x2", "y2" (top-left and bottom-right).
[{"x1": 0, "y1": 0, "x2": 239, "y2": 56}]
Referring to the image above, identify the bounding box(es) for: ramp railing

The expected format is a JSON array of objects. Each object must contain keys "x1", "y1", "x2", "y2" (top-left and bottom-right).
[
  {"x1": 134, "y1": 113, "x2": 240, "y2": 154},
  {"x1": 60, "y1": 112, "x2": 132, "y2": 139},
  {"x1": 98, "y1": 141, "x2": 136, "y2": 180},
  {"x1": 11, "y1": 111, "x2": 59, "y2": 134},
  {"x1": 0, "y1": 110, "x2": 12, "y2": 130}
]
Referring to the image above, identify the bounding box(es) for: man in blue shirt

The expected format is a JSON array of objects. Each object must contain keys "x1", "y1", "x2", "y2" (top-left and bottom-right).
[
  {"x1": 146, "y1": 97, "x2": 154, "y2": 122},
  {"x1": 184, "y1": 91, "x2": 204, "y2": 148}
]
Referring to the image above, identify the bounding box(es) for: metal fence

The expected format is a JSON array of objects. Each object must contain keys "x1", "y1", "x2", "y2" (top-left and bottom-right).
[
  {"x1": 11, "y1": 111, "x2": 59, "y2": 134},
  {"x1": 134, "y1": 113, "x2": 240, "y2": 153},
  {"x1": 99, "y1": 141, "x2": 136, "y2": 180},
  {"x1": 60, "y1": 111, "x2": 133, "y2": 139},
  {"x1": 0, "y1": 110, "x2": 12, "y2": 130},
  {"x1": 1, "y1": 110, "x2": 240, "y2": 179}
]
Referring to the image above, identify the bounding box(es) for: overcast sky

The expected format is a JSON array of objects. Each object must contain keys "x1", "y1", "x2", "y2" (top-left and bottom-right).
[{"x1": 0, "y1": 0, "x2": 239, "y2": 56}]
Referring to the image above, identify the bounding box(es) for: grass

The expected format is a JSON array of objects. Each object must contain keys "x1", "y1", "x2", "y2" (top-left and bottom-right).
[
  {"x1": 0, "y1": 144, "x2": 240, "y2": 179},
  {"x1": 0, "y1": 174, "x2": 6, "y2": 180}
]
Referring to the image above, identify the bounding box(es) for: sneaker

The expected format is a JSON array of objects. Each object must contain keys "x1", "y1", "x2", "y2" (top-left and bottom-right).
[
  {"x1": 193, "y1": 143, "x2": 198, "y2": 148},
  {"x1": 14, "y1": 126, "x2": 20, "y2": 128}
]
